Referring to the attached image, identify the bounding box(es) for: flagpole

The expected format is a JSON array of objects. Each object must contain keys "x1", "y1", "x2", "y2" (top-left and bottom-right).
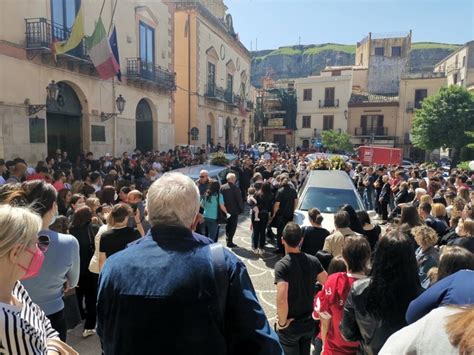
[{"x1": 108, "y1": 0, "x2": 119, "y2": 35}]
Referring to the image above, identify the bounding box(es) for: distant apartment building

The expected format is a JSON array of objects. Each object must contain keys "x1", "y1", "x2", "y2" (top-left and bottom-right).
[
  {"x1": 173, "y1": 0, "x2": 254, "y2": 148},
  {"x1": 259, "y1": 78, "x2": 295, "y2": 147},
  {"x1": 295, "y1": 67, "x2": 352, "y2": 149},
  {"x1": 348, "y1": 91, "x2": 399, "y2": 148},
  {"x1": 397, "y1": 71, "x2": 446, "y2": 158},
  {"x1": 356, "y1": 31, "x2": 412, "y2": 94},
  {"x1": 434, "y1": 41, "x2": 474, "y2": 92}
]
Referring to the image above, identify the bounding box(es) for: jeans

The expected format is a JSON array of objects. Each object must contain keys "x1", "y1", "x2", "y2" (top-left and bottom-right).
[
  {"x1": 47, "y1": 309, "x2": 67, "y2": 342},
  {"x1": 226, "y1": 214, "x2": 238, "y2": 244},
  {"x1": 204, "y1": 218, "x2": 219, "y2": 242},
  {"x1": 277, "y1": 318, "x2": 315, "y2": 355},
  {"x1": 363, "y1": 189, "x2": 374, "y2": 210}
]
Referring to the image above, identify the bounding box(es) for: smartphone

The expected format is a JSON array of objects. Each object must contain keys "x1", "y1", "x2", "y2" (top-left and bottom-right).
[
  {"x1": 132, "y1": 204, "x2": 138, "y2": 213},
  {"x1": 96, "y1": 206, "x2": 103, "y2": 214}
]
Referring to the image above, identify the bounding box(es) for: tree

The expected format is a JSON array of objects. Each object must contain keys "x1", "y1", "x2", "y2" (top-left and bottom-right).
[
  {"x1": 321, "y1": 130, "x2": 353, "y2": 152},
  {"x1": 411, "y1": 85, "x2": 474, "y2": 167}
]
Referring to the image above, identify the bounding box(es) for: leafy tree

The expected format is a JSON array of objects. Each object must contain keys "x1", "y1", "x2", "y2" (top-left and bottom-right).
[
  {"x1": 411, "y1": 85, "x2": 474, "y2": 167},
  {"x1": 321, "y1": 130, "x2": 353, "y2": 152}
]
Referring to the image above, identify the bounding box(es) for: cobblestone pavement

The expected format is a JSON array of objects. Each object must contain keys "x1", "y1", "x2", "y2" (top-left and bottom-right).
[{"x1": 68, "y1": 212, "x2": 281, "y2": 354}]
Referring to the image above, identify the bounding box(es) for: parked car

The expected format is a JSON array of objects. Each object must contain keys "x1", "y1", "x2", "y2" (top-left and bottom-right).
[{"x1": 294, "y1": 170, "x2": 368, "y2": 231}]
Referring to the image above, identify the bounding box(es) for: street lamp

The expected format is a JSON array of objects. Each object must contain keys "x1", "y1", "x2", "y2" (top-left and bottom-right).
[
  {"x1": 101, "y1": 94, "x2": 126, "y2": 122},
  {"x1": 28, "y1": 80, "x2": 59, "y2": 116}
]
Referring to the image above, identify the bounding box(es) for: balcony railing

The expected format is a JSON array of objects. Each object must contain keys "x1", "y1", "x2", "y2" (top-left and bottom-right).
[
  {"x1": 225, "y1": 90, "x2": 234, "y2": 104},
  {"x1": 205, "y1": 84, "x2": 225, "y2": 101},
  {"x1": 406, "y1": 101, "x2": 423, "y2": 112},
  {"x1": 355, "y1": 126, "x2": 388, "y2": 136},
  {"x1": 126, "y1": 58, "x2": 176, "y2": 91},
  {"x1": 319, "y1": 99, "x2": 339, "y2": 108},
  {"x1": 447, "y1": 63, "x2": 461, "y2": 73},
  {"x1": 25, "y1": 18, "x2": 89, "y2": 61}
]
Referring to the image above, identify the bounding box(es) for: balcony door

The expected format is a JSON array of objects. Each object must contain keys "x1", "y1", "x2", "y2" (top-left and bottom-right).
[
  {"x1": 139, "y1": 21, "x2": 155, "y2": 80},
  {"x1": 208, "y1": 62, "x2": 216, "y2": 95},
  {"x1": 324, "y1": 87, "x2": 335, "y2": 107},
  {"x1": 361, "y1": 115, "x2": 384, "y2": 135},
  {"x1": 51, "y1": 0, "x2": 81, "y2": 54}
]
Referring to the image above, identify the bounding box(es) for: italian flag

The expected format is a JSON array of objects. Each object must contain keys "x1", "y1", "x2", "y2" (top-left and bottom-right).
[{"x1": 85, "y1": 18, "x2": 120, "y2": 80}]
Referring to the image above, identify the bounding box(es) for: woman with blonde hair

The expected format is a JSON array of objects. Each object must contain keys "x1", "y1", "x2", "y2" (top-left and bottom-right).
[
  {"x1": 419, "y1": 194, "x2": 433, "y2": 206},
  {"x1": 412, "y1": 225, "x2": 440, "y2": 288},
  {"x1": 0, "y1": 204, "x2": 75, "y2": 353}
]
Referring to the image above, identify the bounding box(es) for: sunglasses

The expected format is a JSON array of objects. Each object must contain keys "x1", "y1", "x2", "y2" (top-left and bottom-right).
[{"x1": 37, "y1": 235, "x2": 50, "y2": 253}]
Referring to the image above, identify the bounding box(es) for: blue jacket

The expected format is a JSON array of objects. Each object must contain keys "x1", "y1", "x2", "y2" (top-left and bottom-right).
[
  {"x1": 406, "y1": 270, "x2": 474, "y2": 324},
  {"x1": 97, "y1": 225, "x2": 282, "y2": 355}
]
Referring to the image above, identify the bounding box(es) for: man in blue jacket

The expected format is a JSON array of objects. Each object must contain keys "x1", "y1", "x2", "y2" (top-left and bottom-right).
[{"x1": 97, "y1": 172, "x2": 282, "y2": 355}]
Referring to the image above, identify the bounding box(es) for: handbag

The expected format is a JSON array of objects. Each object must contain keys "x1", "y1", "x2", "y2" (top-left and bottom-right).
[{"x1": 216, "y1": 194, "x2": 228, "y2": 224}]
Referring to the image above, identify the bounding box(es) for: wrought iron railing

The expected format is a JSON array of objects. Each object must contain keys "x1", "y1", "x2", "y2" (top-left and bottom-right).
[
  {"x1": 205, "y1": 84, "x2": 225, "y2": 100},
  {"x1": 25, "y1": 18, "x2": 87, "y2": 59},
  {"x1": 355, "y1": 126, "x2": 388, "y2": 136},
  {"x1": 225, "y1": 89, "x2": 234, "y2": 104},
  {"x1": 319, "y1": 99, "x2": 339, "y2": 108},
  {"x1": 126, "y1": 58, "x2": 176, "y2": 90}
]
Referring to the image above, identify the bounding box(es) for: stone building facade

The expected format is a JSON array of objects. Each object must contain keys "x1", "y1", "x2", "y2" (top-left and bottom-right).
[
  {"x1": 0, "y1": 0, "x2": 176, "y2": 163},
  {"x1": 173, "y1": 0, "x2": 253, "y2": 149},
  {"x1": 295, "y1": 67, "x2": 352, "y2": 149}
]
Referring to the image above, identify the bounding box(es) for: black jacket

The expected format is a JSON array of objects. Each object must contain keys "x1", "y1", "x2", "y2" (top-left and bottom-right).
[
  {"x1": 340, "y1": 278, "x2": 410, "y2": 355},
  {"x1": 220, "y1": 183, "x2": 244, "y2": 215}
]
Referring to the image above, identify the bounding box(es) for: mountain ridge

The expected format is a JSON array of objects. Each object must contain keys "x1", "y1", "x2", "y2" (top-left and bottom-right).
[{"x1": 250, "y1": 42, "x2": 461, "y2": 86}]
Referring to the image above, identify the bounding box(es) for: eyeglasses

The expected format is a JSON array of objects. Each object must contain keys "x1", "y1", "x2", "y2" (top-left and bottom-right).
[{"x1": 37, "y1": 235, "x2": 50, "y2": 253}]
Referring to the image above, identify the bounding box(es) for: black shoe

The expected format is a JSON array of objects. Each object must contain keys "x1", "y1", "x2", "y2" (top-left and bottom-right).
[{"x1": 227, "y1": 242, "x2": 238, "y2": 248}]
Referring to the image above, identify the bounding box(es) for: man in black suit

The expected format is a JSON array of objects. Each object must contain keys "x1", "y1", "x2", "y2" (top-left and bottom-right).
[{"x1": 220, "y1": 173, "x2": 244, "y2": 248}]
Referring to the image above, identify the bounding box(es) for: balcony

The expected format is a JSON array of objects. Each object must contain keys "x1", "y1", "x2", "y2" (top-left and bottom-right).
[
  {"x1": 225, "y1": 90, "x2": 236, "y2": 105},
  {"x1": 25, "y1": 18, "x2": 90, "y2": 63},
  {"x1": 205, "y1": 85, "x2": 225, "y2": 101},
  {"x1": 354, "y1": 126, "x2": 388, "y2": 136},
  {"x1": 126, "y1": 58, "x2": 176, "y2": 91},
  {"x1": 447, "y1": 63, "x2": 461, "y2": 73},
  {"x1": 406, "y1": 101, "x2": 423, "y2": 112},
  {"x1": 319, "y1": 99, "x2": 339, "y2": 108}
]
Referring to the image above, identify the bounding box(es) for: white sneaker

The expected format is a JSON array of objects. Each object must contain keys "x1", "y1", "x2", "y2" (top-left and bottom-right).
[
  {"x1": 258, "y1": 248, "x2": 264, "y2": 255},
  {"x1": 252, "y1": 248, "x2": 257, "y2": 254},
  {"x1": 82, "y1": 329, "x2": 96, "y2": 338}
]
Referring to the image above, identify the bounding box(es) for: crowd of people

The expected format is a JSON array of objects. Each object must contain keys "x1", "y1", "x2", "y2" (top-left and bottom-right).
[{"x1": 0, "y1": 146, "x2": 473, "y2": 354}]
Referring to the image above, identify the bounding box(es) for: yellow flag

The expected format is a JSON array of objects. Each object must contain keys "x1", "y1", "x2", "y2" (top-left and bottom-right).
[{"x1": 54, "y1": 5, "x2": 85, "y2": 56}]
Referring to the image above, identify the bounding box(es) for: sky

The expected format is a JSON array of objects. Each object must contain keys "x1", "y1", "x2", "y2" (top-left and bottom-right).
[{"x1": 225, "y1": 0, "x2": 474, "y2": 51}]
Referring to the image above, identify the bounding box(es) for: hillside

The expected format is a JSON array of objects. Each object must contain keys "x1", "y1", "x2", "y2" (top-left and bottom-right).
[{"x1": 251, "y1": 42, "x2": 460, "y2": 86}]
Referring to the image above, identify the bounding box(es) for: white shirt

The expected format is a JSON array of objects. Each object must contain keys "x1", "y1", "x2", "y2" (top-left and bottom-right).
[{"x1": 0, "y1": 282, "x2": 59, "y2": 354}]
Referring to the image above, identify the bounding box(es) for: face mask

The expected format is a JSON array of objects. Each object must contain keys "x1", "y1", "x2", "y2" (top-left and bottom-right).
[{"x1": 19, "y1": 248, "x2": 45, "y2": 280}]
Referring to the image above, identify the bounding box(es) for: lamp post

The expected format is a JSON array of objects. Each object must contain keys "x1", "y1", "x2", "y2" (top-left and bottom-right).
[
  {"x1": 27, "y1": 80, "x2": 59, "y2": 116},
  {"x1": 101, "y1": 94, "x2": 126, "y2": 122}
]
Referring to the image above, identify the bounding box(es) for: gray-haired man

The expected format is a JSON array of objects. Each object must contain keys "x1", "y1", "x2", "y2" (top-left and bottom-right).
[{"x1": 220, "y1": 173, "x2": 244, "y2": 248}]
